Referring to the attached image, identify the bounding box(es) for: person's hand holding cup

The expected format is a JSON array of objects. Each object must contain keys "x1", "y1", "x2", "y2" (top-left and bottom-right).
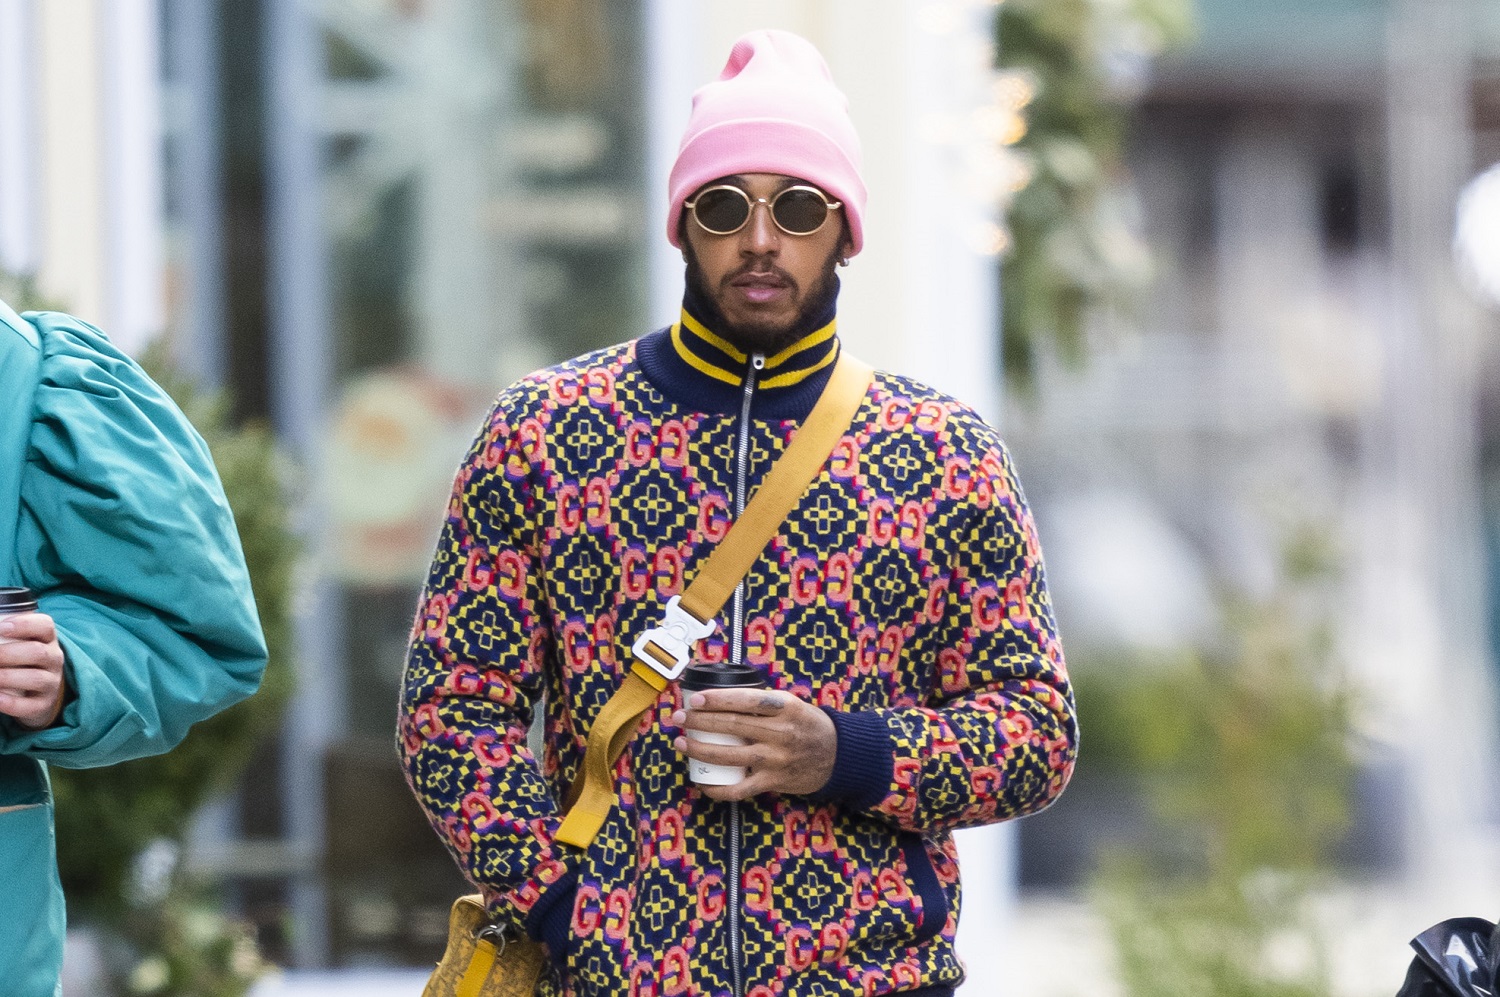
[
  {"x1": 0, "y1": 588, "x2": 66, "y2": 730},
  {"x1": 673, "y1": 662, "x2": 838, "y2": 801}
]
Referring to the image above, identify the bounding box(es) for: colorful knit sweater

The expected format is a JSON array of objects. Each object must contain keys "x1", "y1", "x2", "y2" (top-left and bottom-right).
[{"x1": 399, "y1": 295, "x2": 1076, "y2": 997}]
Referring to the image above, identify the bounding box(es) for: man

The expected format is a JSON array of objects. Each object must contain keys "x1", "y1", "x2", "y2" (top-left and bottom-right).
[
  {"x1": 0, "y1": 301, "x2": 268, "y2": 997},
  {"x1": 401, "y1": 29, "x2": 1075, "y2": 997}
]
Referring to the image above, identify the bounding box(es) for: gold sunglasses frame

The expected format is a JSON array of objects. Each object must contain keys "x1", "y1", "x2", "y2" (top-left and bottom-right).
[{"x1": 684, "y1": 184, "x2": 844, "y2": 237}]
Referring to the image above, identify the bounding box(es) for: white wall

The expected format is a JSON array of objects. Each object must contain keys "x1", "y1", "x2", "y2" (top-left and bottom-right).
[
  {"x1": 0, "y1": 0, "x2": 163, "y2": 352},
  {"x1": 100, "y1": 0, "x2": 166, "y2": 353},
  {"x1": 0, "y1": 0, "x2": 39, "y2": 277}
]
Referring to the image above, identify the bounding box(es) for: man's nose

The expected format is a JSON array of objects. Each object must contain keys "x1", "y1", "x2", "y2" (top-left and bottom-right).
[{"x1": 741, "y1": 200, "x2": 780, "y2": 256}]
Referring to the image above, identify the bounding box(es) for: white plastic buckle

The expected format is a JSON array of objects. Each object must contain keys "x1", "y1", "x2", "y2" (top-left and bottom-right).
[{"x1": 631, "y1": 595, "x2": 716, "y2": 682}]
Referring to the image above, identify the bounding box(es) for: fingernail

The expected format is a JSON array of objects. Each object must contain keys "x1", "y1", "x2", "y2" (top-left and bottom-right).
[
  {"x1": 673, "y1": 737, "x2": 686, "y2": 753},
  {"x1": 669, "y1": 710, "x2": 685, "y2": 726},
  {"x1": 689, "y1": 693, "x2": 705, "y2": 708}
]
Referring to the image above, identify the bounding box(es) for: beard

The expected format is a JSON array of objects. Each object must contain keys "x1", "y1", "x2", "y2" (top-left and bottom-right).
[{"x1": 683, "y1": 243, "x2": 843, "y2": 357}]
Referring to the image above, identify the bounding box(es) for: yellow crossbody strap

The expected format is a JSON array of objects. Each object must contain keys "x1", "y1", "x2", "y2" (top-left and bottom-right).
[
  {"x1": 455, "y1": 938, "x2": 497, "y2": 997},
  {"x1": 554, "y1": 353, "x2": 874, "y2": 849}
]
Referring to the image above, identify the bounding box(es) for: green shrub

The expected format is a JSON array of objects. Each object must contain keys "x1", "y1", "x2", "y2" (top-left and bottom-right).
[
  {"x1": 997, "y1": 0, "x2": 1195, "y2": 389},
  {"x1": 1082, "y1": 531, "x2": 1355, "y2": 997}
]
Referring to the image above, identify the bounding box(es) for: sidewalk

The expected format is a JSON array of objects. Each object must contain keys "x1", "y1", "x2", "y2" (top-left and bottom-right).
[{"x1": 249, "y1": 969, "x2": 432, "y2": 996}]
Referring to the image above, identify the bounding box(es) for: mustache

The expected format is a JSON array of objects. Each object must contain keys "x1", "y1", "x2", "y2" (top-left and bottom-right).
[{"x1": 721, "y1": 260, "x2": 799, "y2": 291}]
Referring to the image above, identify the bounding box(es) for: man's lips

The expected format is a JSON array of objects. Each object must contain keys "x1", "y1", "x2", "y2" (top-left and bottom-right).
[{"x1": 729, "y1": 272, "x2": 792, "y2": 305}]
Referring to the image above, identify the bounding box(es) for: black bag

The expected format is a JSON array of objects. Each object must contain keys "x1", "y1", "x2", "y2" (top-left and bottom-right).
[{"x1": 1395, "y1": 917, "x2": 1500, "y2": 997}]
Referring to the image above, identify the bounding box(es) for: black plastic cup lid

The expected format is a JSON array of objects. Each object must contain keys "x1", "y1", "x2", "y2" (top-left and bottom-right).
[
  {"x1": 0, "y1": 587, "x2": 37, "y2": 613},
  {"x1": 679, "y1": 662, "x2": 765, "y2": 690}
]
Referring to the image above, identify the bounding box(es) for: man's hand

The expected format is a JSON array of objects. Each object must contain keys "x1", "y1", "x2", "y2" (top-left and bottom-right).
[
  {"x1": 0, "y1": 613, "x2": 66, "y2": 730},
  {"x1": 671, "y1": 688, "x2": 837, "y2": 802}
]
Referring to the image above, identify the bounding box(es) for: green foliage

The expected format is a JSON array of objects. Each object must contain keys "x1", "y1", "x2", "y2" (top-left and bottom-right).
[
  {"x1": 997, "y1": 0, "x2": 1195, "y2": 390},
  {"x1": 1080, "y1": 530, "x2": 1354, "y2": 996},
  {"x1": 115, "y1": 878, "x2": 273, "y2": 997},
  {"x1": 48, "y1": 344, "x2": 299, "y2": 929},
  {"x1": 0, "y1": 269, "x2": 65, "y2": 312}
]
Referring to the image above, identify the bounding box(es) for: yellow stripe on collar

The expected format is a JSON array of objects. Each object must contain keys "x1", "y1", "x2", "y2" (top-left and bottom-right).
[
  {"x1": 680, "y1": 310, "x2": 747, "y2": 365},
  {"x1": 764, "y1": 317, "x2": 836, "y2": 370},
  {"x1": 671, "y1": 322, "x2": 741, "y2": 387},
  {"x1": 761, "y1": 340, "x2": 839, "y2": 389},
  {"x1": 673, "y1": 308, "x2": 841, "y2": 390}
]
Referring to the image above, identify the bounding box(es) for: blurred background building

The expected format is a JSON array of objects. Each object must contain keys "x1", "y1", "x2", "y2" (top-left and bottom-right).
[
  {"x1": 1, "y1": 0, "x2": 1015, "y2": 991},
  {"x1": 1004, "y1": 0, "x2": 1500, "y2": 991},
  {"x1": 4, "y1": 0, "x2": 1500, "y2": 993}
]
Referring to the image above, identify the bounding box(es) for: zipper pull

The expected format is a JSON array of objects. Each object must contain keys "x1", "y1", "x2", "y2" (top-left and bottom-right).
[{"x1": 751, "y1": 353, "x2": 765, "y2": 371}]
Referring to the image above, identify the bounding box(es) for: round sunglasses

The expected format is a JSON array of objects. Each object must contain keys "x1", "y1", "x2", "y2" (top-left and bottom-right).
[{"x1": 684, "y1": 184, "x2": 843, "y2": 237}]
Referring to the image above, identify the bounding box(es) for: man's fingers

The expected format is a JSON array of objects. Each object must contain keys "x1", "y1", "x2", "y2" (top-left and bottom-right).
[
  {"x1": 684, "y1": 688, "x2": 795, "y2": 716},
  {"x1": 681, "y1": 709, "x2": 791, "y2": 742},
  {"x1": 699, "y1": 774, "x2": 770, "y2": 802},
  {"x1": 0, "y1": 668, "x2": 57, "y2": 695},
  {"x1": 0, "y1": 613, "x2": 55, "y2": 643},
  {"x1": 677, "y1": 735, "x2": 768, "y2": 770},
  {"x1": 0, "y1": 692, "x2": 31, "y2": 722},
  {"x1": 0, "y1": 639, "x2": 65, "y2": 671},
  {"x1": 0, "y1": 686, "x2": 61, "y2": 728}
]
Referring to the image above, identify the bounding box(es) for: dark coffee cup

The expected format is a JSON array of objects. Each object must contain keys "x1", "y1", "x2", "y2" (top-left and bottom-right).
[
  {"x1": 679, "y1": 663, "x2": 766, "y2": 786},
  {"x1": 0, "y1": 588, "x2": 37, "y2": 643},
  {"x1": 0, "y1": 587, "x2": 37, "y2": 614}
]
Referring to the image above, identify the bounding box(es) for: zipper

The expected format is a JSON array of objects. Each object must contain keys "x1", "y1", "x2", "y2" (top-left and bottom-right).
[
  {"x1": 730, "y1": 354, "x2": 763, "y2": 659},
  {"x1": 727, "y1": 351, "x2": 763, "y2": 997}
]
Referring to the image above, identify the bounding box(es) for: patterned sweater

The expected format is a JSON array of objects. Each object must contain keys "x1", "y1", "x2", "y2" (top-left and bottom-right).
[{"x1": 400, "y1": 298, "x2": 1076, "y2": 997}]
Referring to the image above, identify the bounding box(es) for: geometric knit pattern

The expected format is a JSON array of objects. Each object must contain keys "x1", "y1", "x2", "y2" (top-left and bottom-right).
[{"x1": 399, "y1": 336, "x2": 1076, "y2": 997}]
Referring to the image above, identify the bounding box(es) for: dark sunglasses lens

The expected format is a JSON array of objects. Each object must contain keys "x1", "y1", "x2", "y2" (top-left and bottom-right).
[
  {"x1": 773, "y1": 189, "x2": 830, "y2": 234},
  {"x1": 695, "y1": 189, "x2": 750, "y2": 233}
]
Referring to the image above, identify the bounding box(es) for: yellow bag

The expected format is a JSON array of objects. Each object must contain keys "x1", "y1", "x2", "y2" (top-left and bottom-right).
[{"x1": 422, "y1": 895, "x2": 546, "y2": 997}]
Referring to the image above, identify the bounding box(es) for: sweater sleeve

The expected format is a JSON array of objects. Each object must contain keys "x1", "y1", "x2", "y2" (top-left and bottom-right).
[
  {"x1": 1, "y1": 312, "x2": 267, "y2": 766},
  {"x1": 398, "y1": 397, "x2": 577, "y2": 953},
  {"x1": 812, "y1": 438, "x2": 1076, "y2": 832}
]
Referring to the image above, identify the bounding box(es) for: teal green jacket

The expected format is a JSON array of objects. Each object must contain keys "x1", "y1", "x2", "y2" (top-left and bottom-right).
[{"x1": 0, "y1": 301, "x2": 267, "y2": 996}]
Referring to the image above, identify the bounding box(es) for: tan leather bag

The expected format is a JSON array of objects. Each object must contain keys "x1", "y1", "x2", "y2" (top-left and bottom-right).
[
  {"x1": 423, "y1": 895, "x2": 545, "y2": 997},
  {"x1": 421, "y1": 355, "x2": 873, "y2": 996}
]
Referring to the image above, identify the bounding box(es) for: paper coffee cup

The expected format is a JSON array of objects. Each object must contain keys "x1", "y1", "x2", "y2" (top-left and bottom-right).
[
  {"x1": 0, "y1": 588, "x2": 37, "y2": 645},
  {"x1": 679, "y1": 663, "x2": 765, "y2": 786}
]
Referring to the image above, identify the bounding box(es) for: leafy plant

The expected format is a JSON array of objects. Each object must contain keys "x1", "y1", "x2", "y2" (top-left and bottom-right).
[
  {"x1": 996, "y1": 0, "x2": 1195, "y2": 389},
  {"x1": 1080, "y1": 529, "x2": 1355, "y2": 997},
  {"x1": 0, "y1": 269, "x2": 65, "y2": 312},
  {"x1": 115, "y1": 862, "x2": 274, "y2": 997}
]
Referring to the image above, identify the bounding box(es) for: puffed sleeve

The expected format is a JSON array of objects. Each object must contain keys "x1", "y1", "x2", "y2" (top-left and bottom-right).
[{"x1": 0, "y1": 312, "x2": 267, "y2": 767}]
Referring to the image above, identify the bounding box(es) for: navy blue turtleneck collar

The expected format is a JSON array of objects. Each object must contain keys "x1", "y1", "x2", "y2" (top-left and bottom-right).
[{"x1": 635, "y1": 280, "x2": 842, "y2": 420}]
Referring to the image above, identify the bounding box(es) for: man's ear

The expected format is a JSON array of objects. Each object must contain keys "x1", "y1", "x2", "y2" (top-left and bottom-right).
[{"x1": 835, "y1": 233, "x2": 854, "y2": 267}]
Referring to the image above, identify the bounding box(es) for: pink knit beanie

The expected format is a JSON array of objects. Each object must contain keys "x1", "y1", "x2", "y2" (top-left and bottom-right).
[{"x1": 667, "y1": 30, "x2": 867, "y2": 255}]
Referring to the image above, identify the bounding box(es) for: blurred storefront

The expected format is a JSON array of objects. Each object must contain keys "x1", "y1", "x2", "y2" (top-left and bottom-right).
[
  {"x1": 28, "y1": 0, "x2": 1467, "y2": 987},
  {"x1": 157, "y1": 0, "x2": 651, "y2": 969},
  {"x1": 1001, "y1": 0, "x2": 1500, "y2": 989},
  {"x1": 151, "y1": 0, "x2": 1015, "y2": 978}
]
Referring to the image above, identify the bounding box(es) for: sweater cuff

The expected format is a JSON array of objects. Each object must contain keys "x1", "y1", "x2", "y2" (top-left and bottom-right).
[
  {"x1": 810, "y1": 708, "x2": 894, "y2": 811},
  {"x1": 522, "y1": 867, "x2": 578, "y2": 969}
]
